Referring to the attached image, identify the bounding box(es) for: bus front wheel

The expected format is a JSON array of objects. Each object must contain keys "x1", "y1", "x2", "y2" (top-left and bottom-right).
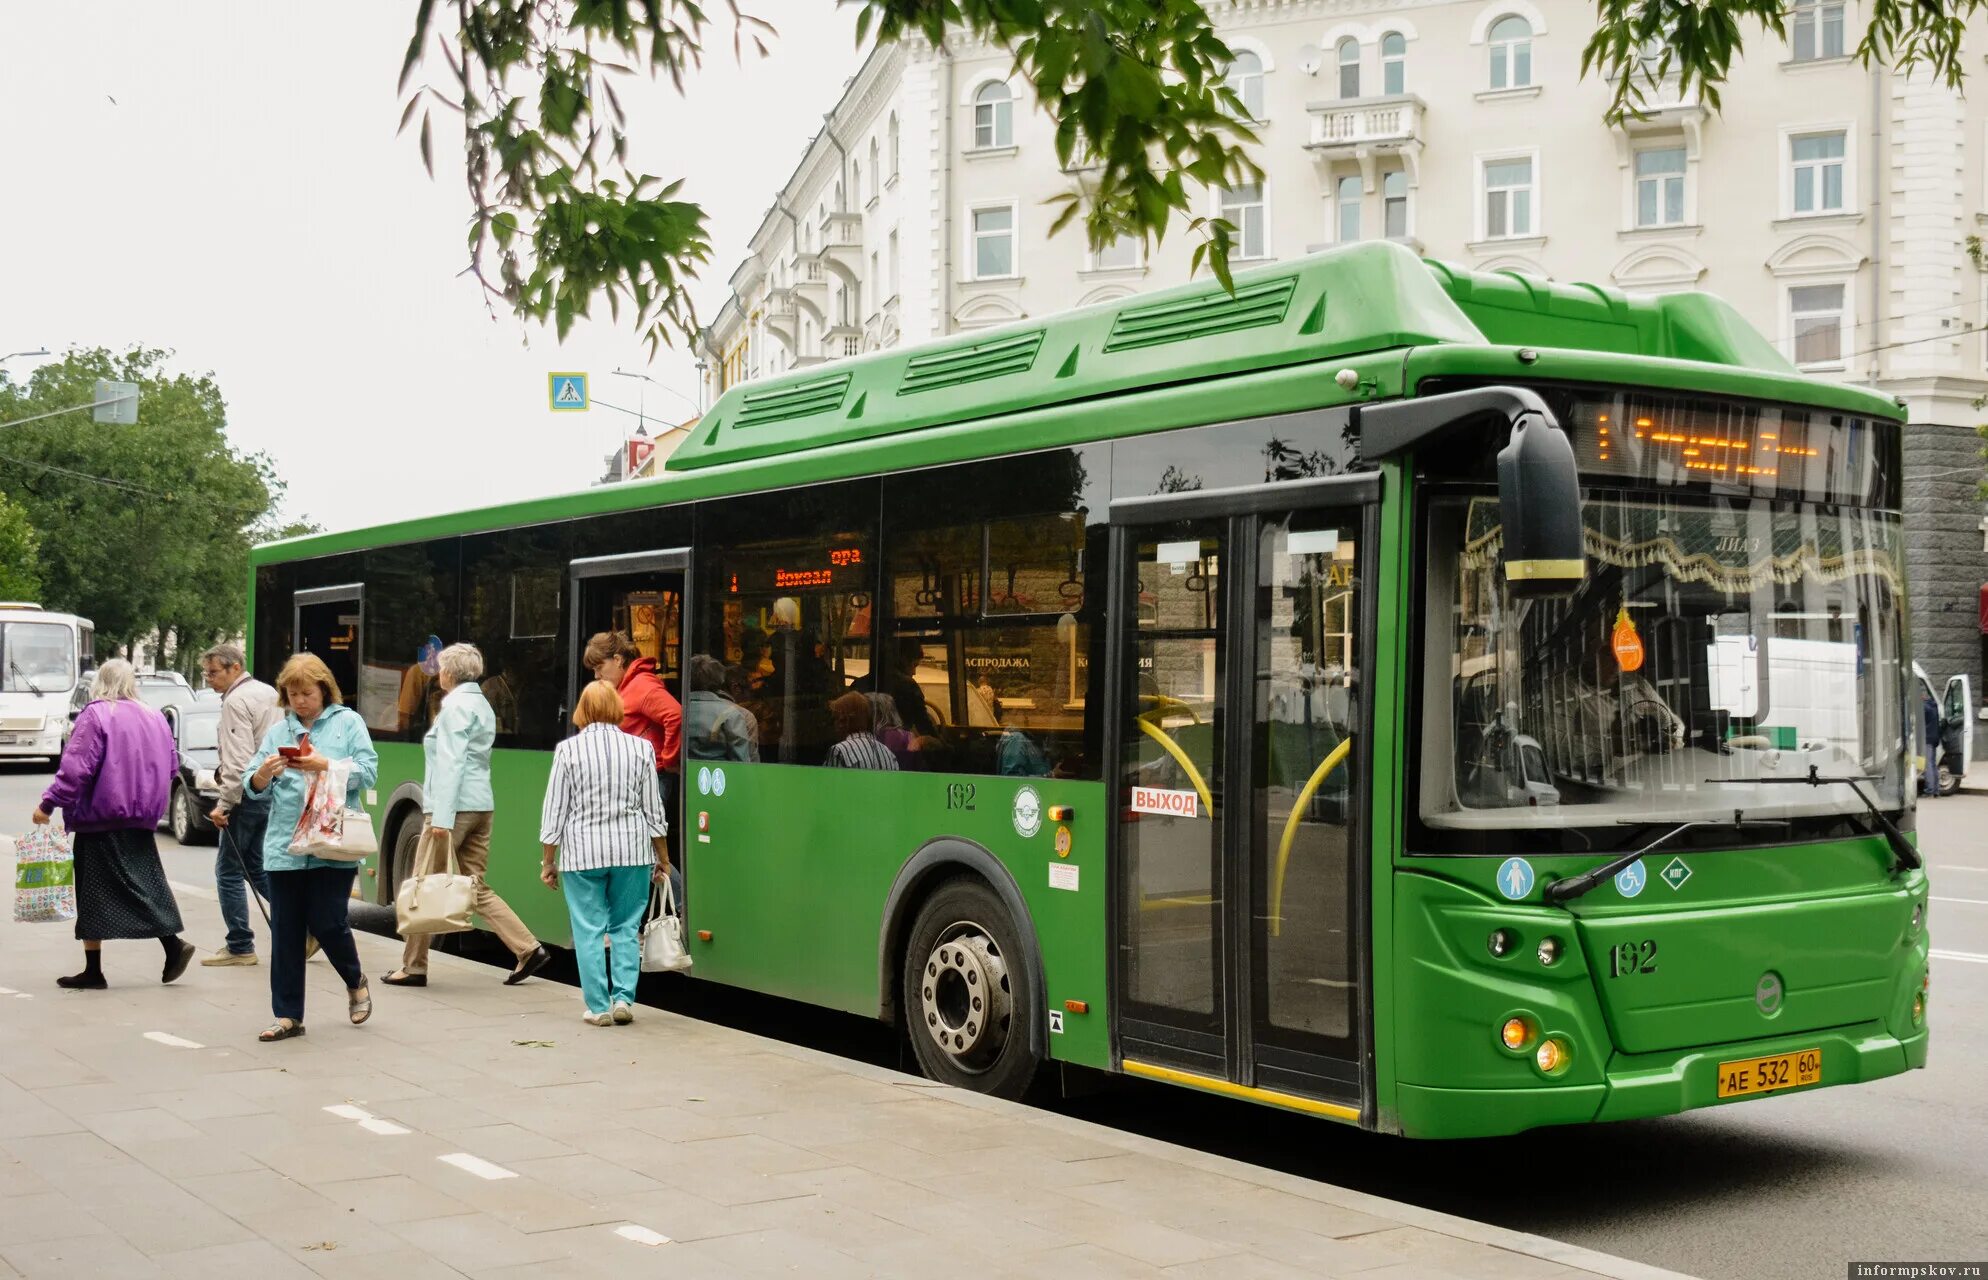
[{"x1": 900, "y1": 878, "x2": 1041, "y2": 1100}]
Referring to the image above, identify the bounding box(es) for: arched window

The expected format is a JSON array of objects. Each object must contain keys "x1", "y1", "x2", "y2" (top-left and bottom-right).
[
  {"x1": 1381, "y1": 32, "x2": 1406, "y2": 95},
  {"x1": 1226, "y1": 50, "x2": 1264, "y2": 120},
  {"x1": 867, "y1": 138, "x2": 879, "y2": 199},
  {"x1": 1489, "y1": 15, "x2": 1532, "y2": 89},
  {"x1": 889, "y1": 112, "x2": 901, "y2": 176},
  {"x1": 1336, "y1": 38, "x2": 1361, "y2": 99},
  {"x1": 849, "y1": 163, "x2": 860, "y2": 209},
  {"x1": 974, "y1": 81, "x2": 1013, "y2": 148}
]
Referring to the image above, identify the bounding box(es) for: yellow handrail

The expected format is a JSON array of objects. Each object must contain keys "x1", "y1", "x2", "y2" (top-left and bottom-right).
[
  {"x1": 1270, "y1": 737, "x2": 1353, "y2": 937},
  {"x1": 1138, "y1": 694, "x2": 1201, "y2": 725},
  {"x1": 1134, "y1": 717, "x2": 1214, "y2": 817}
]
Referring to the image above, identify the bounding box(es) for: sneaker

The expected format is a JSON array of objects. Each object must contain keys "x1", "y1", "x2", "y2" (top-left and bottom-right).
[
  {"x1": 610, "y1": 1002, "x2": 634, "y2": 1025},
  {"x1": 581, "y1": 1011, "x2": 614, "y2": 1027},
  {"x1": 201, "y1": 951, "x2": 258, "y2": 967}
]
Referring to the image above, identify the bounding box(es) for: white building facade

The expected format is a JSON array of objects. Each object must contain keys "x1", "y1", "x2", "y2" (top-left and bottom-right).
[{"x1": 696, "y1": 0, "x2": 1988, "y2": 701}]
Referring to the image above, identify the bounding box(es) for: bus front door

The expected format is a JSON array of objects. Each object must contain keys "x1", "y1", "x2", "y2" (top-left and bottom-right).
[{"x1": 1109, "y1": 479, "x2": 1373, "y2": 1121}]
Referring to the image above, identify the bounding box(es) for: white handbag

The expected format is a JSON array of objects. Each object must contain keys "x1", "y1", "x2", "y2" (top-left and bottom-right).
[
  {"x1": 640, "y1": 876, "x2": 692, "y2": 973},
  {"x1": 395, "y1": 829, "x2": 477, "y2": 936},
  {"x1": 287, "y1": 760, "x2": 379, "y2": 862}
]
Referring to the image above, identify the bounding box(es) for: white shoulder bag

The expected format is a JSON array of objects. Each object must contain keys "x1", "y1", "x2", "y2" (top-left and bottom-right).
[
  {"x1": 640, "y1": 876, "x2": 692, "y2": 973},
  {"x1": 395, "y1": 828, "x2": 476, "y2": 936}
]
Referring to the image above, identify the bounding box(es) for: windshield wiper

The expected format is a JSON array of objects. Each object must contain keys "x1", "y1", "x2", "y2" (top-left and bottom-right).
[
  {"x1": 1543, "y1": 812, "x2": 1791, "y2": 907},
  {"x1": 1755, "y1": 765, "x2": 1921, "y2": 873},
  {"x1": 7, "y1": 659, "x2": 43, "y2": 697}
]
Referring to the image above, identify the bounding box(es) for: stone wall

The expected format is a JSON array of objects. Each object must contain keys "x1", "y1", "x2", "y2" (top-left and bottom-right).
[{"x1": 1903, "y1": 421, "x2": 1987, "y2": 754}]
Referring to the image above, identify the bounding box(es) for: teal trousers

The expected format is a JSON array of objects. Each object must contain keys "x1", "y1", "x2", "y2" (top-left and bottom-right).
[{"x1": 563, "y1": 865, "x2": 648, "y2": 1014}]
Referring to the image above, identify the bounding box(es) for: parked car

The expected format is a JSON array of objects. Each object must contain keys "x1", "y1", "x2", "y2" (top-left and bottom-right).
[
  {"x1": 1913, "y1": 661, "x2": 1973, "y2": 796},
  {"x1": 135, "y1": 670, "x2": 197, "y2": 714},
  {"x1": 159, "y1": 702, "x2": 222, "y2": 845}
]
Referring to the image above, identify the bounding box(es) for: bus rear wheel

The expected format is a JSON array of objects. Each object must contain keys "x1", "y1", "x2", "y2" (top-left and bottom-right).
[{"x1": 901, "y1": 878, "x2": 1040, "y2": 1100}]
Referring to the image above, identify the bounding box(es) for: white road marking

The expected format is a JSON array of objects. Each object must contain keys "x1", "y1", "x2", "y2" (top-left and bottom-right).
[
  {"x1": 13, "y1": 993, "x2": 31, "y2": 999},
  {"x1": 0, "y1": 986, "x2": 16, "y2": 995},
  {"x1": 143, "y1": 1032, "x2": 204, "y2": 1049},
  {"x1": 1931, "y1": 948, "x2": 1988, "y2": 965},
  {"x1": 359, "y1": 1118, "x2": 409, "y2": 1136},
  {"x1": 438, "y1": 1153, "x2": 517, "y2": 1181},
  {"x1": 614, "y1": 1224, "x2": 672, "y2": 1246},
  {"x1": 1932, "y1": 896, "x2": 1988, "y2": 906},
  {"x1": 1932, "y1": 864, "x2": 1988, "y2": 874},
  {"x1": 323, "y1": 1104, "x2": 373, "y2": 1121}
]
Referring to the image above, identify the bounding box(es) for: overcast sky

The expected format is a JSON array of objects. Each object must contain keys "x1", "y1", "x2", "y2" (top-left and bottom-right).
[{"x1": 0, "y1": 3, "x2": 866, "y2": 533}]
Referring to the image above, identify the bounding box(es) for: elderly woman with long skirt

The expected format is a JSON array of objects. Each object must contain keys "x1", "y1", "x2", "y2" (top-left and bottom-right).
[{"x1": 33, "y1": 659, "x2": 194, "y2": 989}]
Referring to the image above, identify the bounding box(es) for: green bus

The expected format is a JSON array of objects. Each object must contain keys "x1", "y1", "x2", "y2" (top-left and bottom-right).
[{"x1": 249, "y1": 243, "x2": 1930, "y2": 1137}]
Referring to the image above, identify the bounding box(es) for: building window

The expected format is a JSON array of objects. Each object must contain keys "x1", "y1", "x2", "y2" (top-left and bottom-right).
[
  {"x1": 1789, "y1": 283, "x2": 1847, "y2": 367},
  {"x1": 1221, "y1": 182, "x2": 1267, "y2": 259},
  {"x1": 1791, "y1": 0, "x2": 1845, "y2": 61},
  {"x1": 1227, "y1": 50, "x2": 1265, "y2": 120},
  {"x1": 1383, "y1": 170, "x2": 1409, "y2": 238},
  {"x1": 1382, "y1": 32, "x2": 1406, "y2": 95},
  {"x1": 974, "y1": 82, "x2": 1014, "y2": 149},
  {"x1": 889, "y1": 113, "x2": 901, "y2": 177},
  {"x1": 1483, "y1": 155, "x2": 1535, "y2": 237},
  {"x1": 1791, "y1": 131, "x2": 1846, "y2": 214},
  {"x1": 1634, "y1": 146, "x2": 1686, "y2": 227},
  {"x1": 1336, "y1": 175, "x2": 1362, "y2": 243},
  {"x1": 1337, "y1": 38, "x2": 1361, "y2": 100},
  {"x1": 1094, "y1": 235, "x2": 1141, "y2": 270},
  {"x1": 889, "y1": 228, "x2": 900, "y2": 297},
  {"x1": 1488, "y1": 15, "x2": 1533, "y2": 90},
  {"x1": 850, "y1": 162, "x2": 861, "y2": 209},
  {"x1": 868, "y1": 251, "x2": 879, "y2": 314},
  {"x1": 972, "y1": 205, "x2": 1016, "y2": 278},
  {"x1": 868, "y1": 139, "x2": 880, "y2": 200}
]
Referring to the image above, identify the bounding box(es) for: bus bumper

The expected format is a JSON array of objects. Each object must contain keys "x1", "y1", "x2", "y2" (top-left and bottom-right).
[{"x1": 1393, "y1": 1021, "x2": 1926, "y2": 1138}]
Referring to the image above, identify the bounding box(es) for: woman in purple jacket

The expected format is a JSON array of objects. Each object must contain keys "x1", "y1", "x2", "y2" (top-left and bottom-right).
[{"x1": 30, "y1": 659, "x2": 192, "y2": 989}]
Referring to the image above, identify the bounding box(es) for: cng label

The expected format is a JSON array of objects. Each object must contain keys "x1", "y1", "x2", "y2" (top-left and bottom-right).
[
  {"x1": 1129, "y1": 786, "x2": 1198, "y2": 818},
  {"x1": 1660, "y1": 856, "x2": 1693, "y2": 891}
]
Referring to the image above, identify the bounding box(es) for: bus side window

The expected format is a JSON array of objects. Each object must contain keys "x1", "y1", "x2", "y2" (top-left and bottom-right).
[{"x1": 461, "y1": 526, "x2": 571, "y2": 751}]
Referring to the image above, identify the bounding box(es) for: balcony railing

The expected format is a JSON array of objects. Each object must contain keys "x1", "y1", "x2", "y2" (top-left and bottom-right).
[{"x1": 1305, "y1": 94, "x2": 1424, "y2": 153}]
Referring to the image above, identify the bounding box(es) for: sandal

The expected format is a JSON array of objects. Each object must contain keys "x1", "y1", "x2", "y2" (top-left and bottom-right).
[
  {"x1": 381, "y1": 969, "x2": 426, "y2": 987},
  {"x1": 259, "y1": 1020, "x2": 305, "y2": 1042},
  {"x1": 348, "y1": 984, "x2": 372, "y2": 1026}
]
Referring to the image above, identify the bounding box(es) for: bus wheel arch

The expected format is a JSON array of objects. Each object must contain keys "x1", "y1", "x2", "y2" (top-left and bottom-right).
[
  {"x1": 879, "y1": 839, "x2": 1048, "y2": 1094},
  {"x1": 381, "y1": 784, "x2": 426, "y2": 906}
]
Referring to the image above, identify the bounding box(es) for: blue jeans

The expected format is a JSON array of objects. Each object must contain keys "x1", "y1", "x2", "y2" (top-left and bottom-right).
[
  {"x1": 216, "y1": 800, "x2": 273, "y2": 955},
  {"x1": 563, "y1": 864, "x2": 648, "y2": 1014}
]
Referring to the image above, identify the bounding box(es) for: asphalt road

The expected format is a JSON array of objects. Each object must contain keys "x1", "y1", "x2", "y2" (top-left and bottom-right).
[{"x1": 4, "y1": 760, "x2": 1982, "y2": 1280}]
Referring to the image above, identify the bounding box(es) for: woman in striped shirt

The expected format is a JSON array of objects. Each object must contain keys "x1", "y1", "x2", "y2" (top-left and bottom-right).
[{"x1": 538, "y1": 681, "x2": 671, "y2": 1026}]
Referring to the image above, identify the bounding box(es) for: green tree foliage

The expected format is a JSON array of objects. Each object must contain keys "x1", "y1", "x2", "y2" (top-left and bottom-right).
[
  {"x1": 0, "y1": 349, "x2": 306, "y2": 661},
  {"x1": 405, "y1": 0, "x2": 1978, "y2": 351},
  {"x1": 0, "y1": 492, "x2": 39, "y2": 601}
]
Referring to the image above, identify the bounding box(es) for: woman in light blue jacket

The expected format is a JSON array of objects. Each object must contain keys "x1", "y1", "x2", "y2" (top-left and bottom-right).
[
  {"x1": 385, "y1": 643, "x2": 547, "y2": 988},
  {"x1": 241, "y1": 653, "x2": 378, "y2": 1041}
]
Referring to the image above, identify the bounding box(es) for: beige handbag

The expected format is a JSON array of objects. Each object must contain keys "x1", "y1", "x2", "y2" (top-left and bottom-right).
[{"x1": 394, "y1": 828, "x2": 476, "y2": 936}]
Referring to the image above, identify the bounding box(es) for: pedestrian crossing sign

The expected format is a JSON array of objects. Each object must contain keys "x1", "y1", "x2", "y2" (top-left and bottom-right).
[{"x1": 549, "y1": 372, "x2": 589, "y2": 412}]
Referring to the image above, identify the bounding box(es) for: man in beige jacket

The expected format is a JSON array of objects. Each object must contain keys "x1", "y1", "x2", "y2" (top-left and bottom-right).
[{"x1": 198, "y1": 644, "x2": 285, "y2": 966}]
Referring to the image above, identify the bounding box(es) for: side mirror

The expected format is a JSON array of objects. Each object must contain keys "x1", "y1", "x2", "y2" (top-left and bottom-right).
[{"x1": 1360, "y1": 384, "x2": 1586, "y2": 598}]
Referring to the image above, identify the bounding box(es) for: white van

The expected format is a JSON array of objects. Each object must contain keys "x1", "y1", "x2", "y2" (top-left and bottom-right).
[
  {"x1": 0, "y1": 604, "x2": 95, "y2": 765},
  {"x1": 1913, "y1": 661, "x2": 1973, "y2": 796}
]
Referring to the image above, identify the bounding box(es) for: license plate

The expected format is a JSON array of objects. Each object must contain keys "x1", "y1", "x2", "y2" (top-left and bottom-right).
[{"x1": 1717, "y1": 1047, "x2": 1821, "y2": 1098}]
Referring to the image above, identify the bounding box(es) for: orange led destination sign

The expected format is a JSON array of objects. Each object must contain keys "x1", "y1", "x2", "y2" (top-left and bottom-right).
[
  {"x1": 1583, "y1": 408, "x2": 1822, "y2": 482},
  {"x1": 732, "y1": 546, "x2": 867, "y2": 594}
]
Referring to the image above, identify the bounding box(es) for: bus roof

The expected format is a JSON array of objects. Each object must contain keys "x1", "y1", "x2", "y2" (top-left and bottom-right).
[
  {"x1": 253, "y1": 242, "x2": 1904, "y2": 565},
  {"x1": 668, "y1": 241, "x2": 1902, "y2": 472}
]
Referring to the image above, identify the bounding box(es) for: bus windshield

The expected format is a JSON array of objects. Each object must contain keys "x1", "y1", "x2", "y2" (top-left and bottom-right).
[
  {"x1": 1420, "y1": 491, "x2": 1909, "y2": 834},
  {"x1": 1, "y1": 622, "x2": 75, "y2": 693}
]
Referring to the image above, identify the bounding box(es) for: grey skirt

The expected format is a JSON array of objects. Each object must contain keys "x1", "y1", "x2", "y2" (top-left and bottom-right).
[{"x1": 72, "y1": 828, "x2": 183, "y2": 940}]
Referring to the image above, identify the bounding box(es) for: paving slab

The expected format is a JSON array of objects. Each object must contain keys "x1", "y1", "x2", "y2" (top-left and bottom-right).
[{"x1": 0, "y1": 834, "x2": 1697, "y2": 1279}]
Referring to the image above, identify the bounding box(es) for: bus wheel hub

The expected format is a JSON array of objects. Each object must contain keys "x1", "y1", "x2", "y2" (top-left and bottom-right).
[{"x1": 920, "y1": 927, "x2": 1010, "y2": 1065}]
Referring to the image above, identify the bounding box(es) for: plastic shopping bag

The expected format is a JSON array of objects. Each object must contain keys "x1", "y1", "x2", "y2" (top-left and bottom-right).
[
  {"x1": 14, "y1": 820, "x2": 76, "y2": 924},
  {"x1": 286, "y1": 759, "x2": 376, "y2": 861}
]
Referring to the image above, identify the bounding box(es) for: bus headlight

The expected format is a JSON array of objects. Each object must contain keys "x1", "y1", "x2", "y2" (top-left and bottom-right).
[
  {"x1": 1912, "y1": 991, "x2": 1926, "y2": 1027},
  {"x1": 1535, "y1": 1037, "x2": 1572, "y2": 1075},
  {"x1": 1487, "y1": 929, "x2": 1517, "y2": 958},
  {"x1": 1537, "y1": 936, "x2": 1562, "y2": 966}
]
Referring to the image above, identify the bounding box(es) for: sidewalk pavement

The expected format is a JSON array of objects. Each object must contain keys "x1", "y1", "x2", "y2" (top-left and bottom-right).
[{"x1": 0, "y1": 837, "x2": 1698, "y2": 1280}]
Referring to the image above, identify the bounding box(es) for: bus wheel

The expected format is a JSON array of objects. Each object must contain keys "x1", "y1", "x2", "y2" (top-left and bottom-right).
[
  {"x1": 390, "y1": 816, "x2": 423, "y2": 902},
  {"x1": 901, "y1": 878, "x2": 1040, "y2": 1099}
]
